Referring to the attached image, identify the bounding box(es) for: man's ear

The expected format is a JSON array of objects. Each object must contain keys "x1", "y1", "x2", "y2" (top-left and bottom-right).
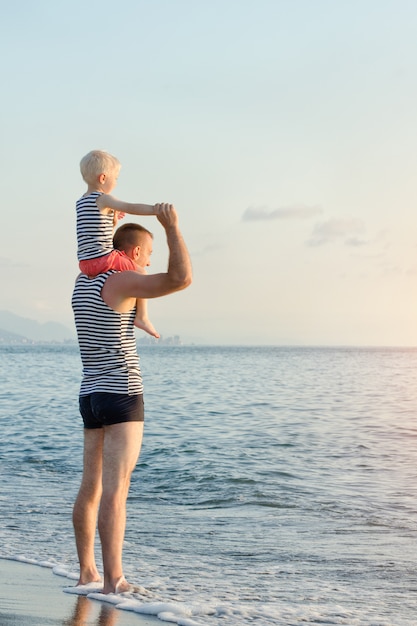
[{"x1": 133, "y1": 245, "x2": 141, "y2": 261}]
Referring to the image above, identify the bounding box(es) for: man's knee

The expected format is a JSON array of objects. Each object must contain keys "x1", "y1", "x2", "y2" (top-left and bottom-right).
[{"x1": 79, "y1": 477, "x2": 103, "y2": 500}]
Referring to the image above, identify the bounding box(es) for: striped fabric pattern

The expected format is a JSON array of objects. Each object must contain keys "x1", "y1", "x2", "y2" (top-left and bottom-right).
[
  {"x1": 76, "y1": 191, "x2": 114, "y2": 261},
  {"x1": 72, "y1": 271, "x2": 143, "y2": 396}
]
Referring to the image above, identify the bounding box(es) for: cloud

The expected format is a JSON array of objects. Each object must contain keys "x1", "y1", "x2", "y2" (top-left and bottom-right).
[
  {"x1": 191, "y1": 242, "x2": 225, "y2": 257},
  {"x1": 307, "y1": 218, "x2": 367, "y2": 247},
  {"x1": 344, "y1": 237, "x2": 369, "y2": 247},
  {"x1": 242, "y1": 204, "x2": 323, "y2": 222}
]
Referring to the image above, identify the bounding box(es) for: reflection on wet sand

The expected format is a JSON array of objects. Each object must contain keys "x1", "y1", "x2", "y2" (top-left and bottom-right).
[{"x1": 63, "y1": 595, "x2": 120, "y2": 626}]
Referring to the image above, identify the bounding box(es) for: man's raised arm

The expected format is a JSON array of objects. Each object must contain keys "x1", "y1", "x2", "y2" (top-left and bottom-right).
[
  {"x1": 157, "y1": 203, "x2": 192, "y2": 292},
  {"x1": 102, "y1": 204, "x2": 192, "y2": 309}
]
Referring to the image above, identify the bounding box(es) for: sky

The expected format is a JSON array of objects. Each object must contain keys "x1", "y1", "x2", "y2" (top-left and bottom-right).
[{"x1": 1, "y1": 0, "x2": 417, "y2": 345}]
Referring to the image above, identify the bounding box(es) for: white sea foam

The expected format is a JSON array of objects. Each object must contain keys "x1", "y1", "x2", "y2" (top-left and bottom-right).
[
  {"x1": 63, "y1": 582, "x2": 103, "y2": 595},
  {"x1": 87, "y1": 591, "x2": 126, "y2": 604},
  {"x1": 86, "y1": 594, "x2": 210, "y2": 625},
  {"x1": 158, "y1": 616, "x2": 201, "y2": 626},
  {"x1": 38, "y1": 560, "x2": 56, "y2": 568},
  {"x1": 13, "y1": 555, "x2": 38, "y2": 565},
  {"x1": 133, "y1": 601, "x2": 192, "y2": 616},
  {"x1": 52, "y1": 565, "x2": 79, "y2": 580},
  {"x1": 117, "y1": 598, "x2": 145, "y2": 612}
]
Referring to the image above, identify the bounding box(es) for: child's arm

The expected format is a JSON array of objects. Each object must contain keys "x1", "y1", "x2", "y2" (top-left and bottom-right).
[{"x1": 96, "y1": 194, "x2": 157, "y2": 216}]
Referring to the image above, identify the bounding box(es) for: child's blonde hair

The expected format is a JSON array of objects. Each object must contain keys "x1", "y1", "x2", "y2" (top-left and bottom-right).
[{"x1": 80, "y1": 150, "x2": 121, "y2": 185}]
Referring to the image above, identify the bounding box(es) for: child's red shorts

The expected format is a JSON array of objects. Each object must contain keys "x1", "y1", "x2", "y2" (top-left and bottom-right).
[{"x1": 79, "y1": 250, "x2": 137, "y2": 277}]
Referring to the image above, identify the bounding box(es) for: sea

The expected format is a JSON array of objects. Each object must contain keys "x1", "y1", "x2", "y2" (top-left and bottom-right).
[{"x1": 1, "y1": 344, "x2": 417, "y2": 626}]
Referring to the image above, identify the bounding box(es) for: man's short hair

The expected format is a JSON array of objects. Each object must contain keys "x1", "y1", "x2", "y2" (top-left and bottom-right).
[
  {"x1": 113, "y1": 223, "x2": 153, "y2": 252},
  {"x1": 80, "y1": 150, "x2": 121, "y2": 185}
]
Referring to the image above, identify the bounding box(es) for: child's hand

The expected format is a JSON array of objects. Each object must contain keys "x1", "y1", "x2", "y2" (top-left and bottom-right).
[
  {"x1": 113, "y1": 211, "x2": 126, "y2": 226},
  {"x1": 156, "y1": 203, "x2": 178, "y2": 228}
]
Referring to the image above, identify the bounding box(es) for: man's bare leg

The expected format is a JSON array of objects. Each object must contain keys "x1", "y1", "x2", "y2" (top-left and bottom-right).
[
  {"x1": 99, "y1": 421, "x2": 144, "y2": 594},
  {"x1": 73, "y1": 428, "x2": 104, "y2": 585}
]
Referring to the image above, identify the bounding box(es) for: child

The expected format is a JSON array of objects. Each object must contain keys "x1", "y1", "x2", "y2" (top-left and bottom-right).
[{"x1": 77, "y1": 149, "x2": 159, "y2": 338}]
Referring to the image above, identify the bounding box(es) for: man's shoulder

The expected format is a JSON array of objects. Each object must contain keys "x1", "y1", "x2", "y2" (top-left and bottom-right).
[
  {"x1": 75, "y1": 270, "x2": 117, "y2": 287},
  {"x1": 101, "y1": 270, "x2": 138, "y2": 289}
]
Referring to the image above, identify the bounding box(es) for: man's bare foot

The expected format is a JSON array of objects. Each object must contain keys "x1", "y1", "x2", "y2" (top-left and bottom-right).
[
  {"x1": 76, "y1": 578, "x2": 102, "y2": 587},
  {"x1": 103, "y1": 575, "x2": 134, "y2": 595},
  {"x1": 77, "y1": 568, "x2": 102, "y2": 586},
  {"x1": 134, "y1": 317, "x2": 160, "y2": 339},
  {"x1": 115, "y1": 576, "x2": 134, "y2": 594}
]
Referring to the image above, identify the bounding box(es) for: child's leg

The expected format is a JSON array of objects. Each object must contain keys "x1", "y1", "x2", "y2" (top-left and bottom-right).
[
  {"x1": 80, "y1": 252, "x2": 159, "y2": 338},
  {"x1": 134, "y1": 298, "x2": 160, "y2": 338},
  {"x1": 134, "y1": 266, "x2": 160, "y2": 339}
]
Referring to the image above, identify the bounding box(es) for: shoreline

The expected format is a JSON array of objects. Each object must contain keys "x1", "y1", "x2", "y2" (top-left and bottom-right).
[{"x1": 0, "y1": 558, "x2": 160, "y2": 626}]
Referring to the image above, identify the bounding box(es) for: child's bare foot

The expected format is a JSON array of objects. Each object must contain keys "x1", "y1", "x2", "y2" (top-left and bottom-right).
[{"x1": 134, "y1": 317, "x2": 160, "y2": 339}]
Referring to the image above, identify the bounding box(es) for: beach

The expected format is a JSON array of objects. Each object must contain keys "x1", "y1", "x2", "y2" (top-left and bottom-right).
[{"x1": 0, "y1": 558, "x2": 160, "y2": 626}]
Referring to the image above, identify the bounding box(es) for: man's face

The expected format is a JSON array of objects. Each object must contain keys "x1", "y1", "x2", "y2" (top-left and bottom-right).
[{"x1": 135, "y1": 234, "x2": 153, "y2": 267}]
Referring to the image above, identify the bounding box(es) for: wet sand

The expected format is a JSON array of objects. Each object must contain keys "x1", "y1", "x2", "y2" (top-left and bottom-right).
[{"x1": 0, "y1": 558, "x2": 159, "y2": 626}]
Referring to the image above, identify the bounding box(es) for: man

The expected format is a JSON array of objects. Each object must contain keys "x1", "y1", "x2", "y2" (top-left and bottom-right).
[{"x1": 71, "y1": 204, "x2": 192, "y2": 594}]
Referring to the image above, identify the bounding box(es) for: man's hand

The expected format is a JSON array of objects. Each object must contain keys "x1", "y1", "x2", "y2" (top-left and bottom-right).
[{"x1": 156, "y1": 203, "x2": 179, "y2": 229}]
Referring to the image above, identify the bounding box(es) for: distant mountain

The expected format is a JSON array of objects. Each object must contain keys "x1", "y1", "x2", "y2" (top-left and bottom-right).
[
  {"x1": 0, "y1": 327, "x2": 29, "y2": 343},
  {"x1": 0, "y1": 310, "x2": 75, "y2": 342}
]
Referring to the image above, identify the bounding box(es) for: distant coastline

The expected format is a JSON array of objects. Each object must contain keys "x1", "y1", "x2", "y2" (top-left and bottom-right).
[
  {"x1": 0, "y1": 332, "x2": 184, "y2": 347},
  {"x1": 0, "y1": 310, "x2": 74, "y2": 344},
  {"x1": 0, "y1": 310, "x2": 186, "y2": 346}
]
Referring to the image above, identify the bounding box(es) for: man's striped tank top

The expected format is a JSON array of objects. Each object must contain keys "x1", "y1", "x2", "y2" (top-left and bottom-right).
[{"x1": 72, "y1": 271, "x2": 143, "y2": 396}]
